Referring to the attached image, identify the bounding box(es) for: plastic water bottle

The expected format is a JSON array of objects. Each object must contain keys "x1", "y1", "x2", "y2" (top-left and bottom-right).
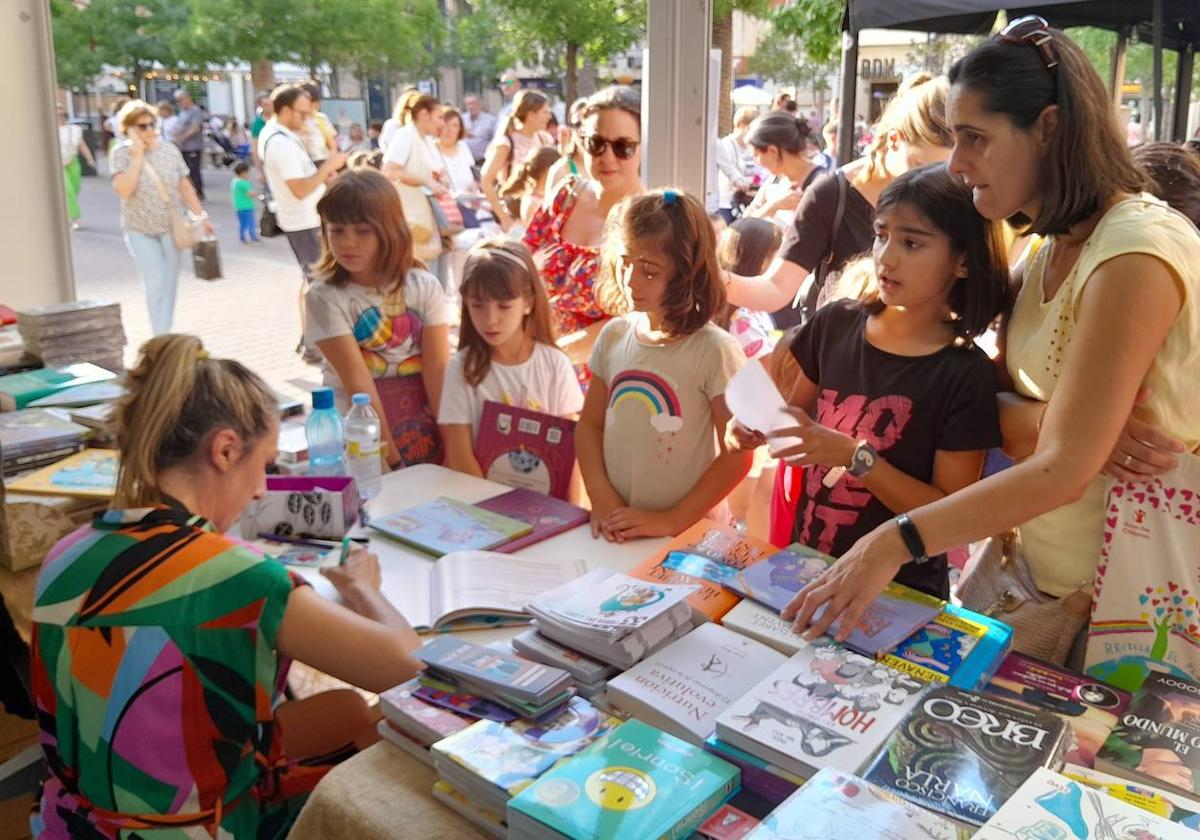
[
  {"x1": 344, "y1": 392, "x2": 383, "y2": 503},
  {"x1": 306, "y1": 387, "x2": 346, "y2": 475}
]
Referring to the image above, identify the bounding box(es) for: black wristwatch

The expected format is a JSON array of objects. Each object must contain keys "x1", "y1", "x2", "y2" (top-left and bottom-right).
[
  {"x1": 895, "y1": 513, "x2": 930, "y2": 565},
  {"x1": 847, "y1": 440, "x2": 878, "y2": 477}
]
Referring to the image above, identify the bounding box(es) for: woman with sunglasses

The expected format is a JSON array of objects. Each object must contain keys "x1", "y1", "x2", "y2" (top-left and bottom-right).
[
  {"x1": 781, "y1": 21, "x2": 1200, "y2": 670},
  {"x1": 524, "y1": 85, "x2": 644, "y2": 369},
  {"x1": 110, "y1": 99, "x2": 213, "y2": 336}
]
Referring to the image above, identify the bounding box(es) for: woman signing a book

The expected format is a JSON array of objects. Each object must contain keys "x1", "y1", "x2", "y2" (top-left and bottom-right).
[{"x1": 28, "y1": 334, "x2": 425, "y2": 840}]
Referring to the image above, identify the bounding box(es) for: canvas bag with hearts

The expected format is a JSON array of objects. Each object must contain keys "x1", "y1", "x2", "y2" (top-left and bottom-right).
[{"x1": 1085, "y1": 452, "x2": 1200, "y2": 692}]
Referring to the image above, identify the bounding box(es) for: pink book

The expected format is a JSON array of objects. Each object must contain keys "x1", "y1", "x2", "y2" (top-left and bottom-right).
[
  {"x1": 379, "y1": 679, "x2": 471, "y2": 745},
  {"x1": 473, "y1": 401, "x2": 576, "y2": 500},
  {"x1": 475, "y1": 488, "x2": 589, "y2": 553}
]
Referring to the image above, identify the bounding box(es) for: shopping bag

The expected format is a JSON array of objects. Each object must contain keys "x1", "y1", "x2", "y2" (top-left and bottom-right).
[
  {"x1": 192, "y1": 238, "x2": 222, "y2": 280},
  {"x1": 1085, "y1": 453, "x2": 1200, "y2": 691}
]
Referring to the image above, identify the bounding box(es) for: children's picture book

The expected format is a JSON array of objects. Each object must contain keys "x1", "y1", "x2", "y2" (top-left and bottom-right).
[
  {"x1": 1096, "y1": 671, "x2": 1200, "y2": 798},
  {"x1": 506, "y1": 719, "x2": 740, "y2": 840},
  {"x1": 0, "y1": 362, "x2": 116, "y2": 411},
  {"x1": 379, "y1": 678, "x2": 472, "y2": 745},
  {"x1": 474, "y1": 487, "x2": 589, "y2": 553},
  {"x1": 419, "y1": 634, "x2": 572, "y2": 705},
  {"x1": 725, "y1": 544, "x2": 944, "y2": 657},
  {"x1": 607, "y1": 623, "x2": 787, "y2": 745},
  {"x1": 474, "y1": 401, "x2": 576, "y2": 500},
  {"x1": 527, "y1": 567, "x2": 699, "y2": 641},
  {"x1": 7, "y1": 448, "x2": 118, "y2": 499},
  {"x1": 715, "y1": 644, "x2": 927, "y2": 779},
  {"x1": 630, "y1": 520, "x2": 777, "y2": 622},
  {"x1": 879, "y1": 603, "x2": 1013, "y2": 690},
  {"x1": 1062, "y1": 763, "x2": 1200, "y2": 830},
  {"x1": 370, "y1": 496, "x2": 533, "y2": 556},
  {"x1": 974, "y1": 767, "x2": 1193, "y2": 839},
  {"x1": 698, "y1": 803, "x2": 760, "y2": 840},
  {"x1": 745, "y1": 768, "x2": 960, "y2": 840},
  {"x1": 864, "y1": 686, "x2": 1071, "y2": 828},
  {"x1": 986, "y1": 652, "x2": 1131, "y2": 768},
  {"x1": 720, "y1": 599, "x2": 810, "y2": 656}
]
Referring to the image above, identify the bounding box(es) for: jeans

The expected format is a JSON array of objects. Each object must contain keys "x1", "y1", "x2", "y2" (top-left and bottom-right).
[
  {"x1": 124, "y1": 231, "x2": 181, "y2": 336},
  {"x1": 181, "y1": 149, "x2": 204, "y2": 199},
  {"x1": 236, "y1": 209, "x2": 259, "y2": 242}
]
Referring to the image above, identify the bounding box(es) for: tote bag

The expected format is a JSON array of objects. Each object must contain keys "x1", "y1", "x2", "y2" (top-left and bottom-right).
[
  {"x1": 393, "y1": 128, "x2": 443, "y2": 263},
  {"x1": 1086, "y1": 453, "x2": 1200, "y2": 692}
]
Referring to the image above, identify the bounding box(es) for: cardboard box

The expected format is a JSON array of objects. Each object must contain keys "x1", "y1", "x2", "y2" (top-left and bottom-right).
[{"x1": 235, "y1": 475, "x2": 359, "y2": 539}]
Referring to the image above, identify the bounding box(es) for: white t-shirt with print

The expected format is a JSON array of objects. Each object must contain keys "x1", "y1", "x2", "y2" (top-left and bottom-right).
[
  {"x1": 439, "y1": 342, "x2": 583, "y2": 439},
  {"x1": 305, "y1": 268, "x2": 454, "y2": 403},
  {"x1": 590, "y1": 313, "x2": 745, "y2": 511},
  {"x1": 258, "y1": 121, "x2": 322, "y2": 232}
]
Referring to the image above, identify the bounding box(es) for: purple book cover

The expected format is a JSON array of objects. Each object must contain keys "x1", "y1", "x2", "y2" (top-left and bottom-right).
[
  {"x1": 474, "y1": 401, "x2": 576, "y2": 500},
  {"x1": 475, "y1": 488, "x2": 589, "y2": 553}
]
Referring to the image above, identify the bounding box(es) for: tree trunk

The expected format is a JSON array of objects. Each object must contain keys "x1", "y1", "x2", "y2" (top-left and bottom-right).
[
  {"x1": 578, "y1": 58, "x2": 598, "y2": 99},
  {"x1": 564, "y1": 41, "x2": 579, "y2": 104},
  {"x1": 250, "y1": 58, "x2": 275, "y2": 96},
  {"x1": 714, "y1": 7, "x2": 734, "y2": 137}
]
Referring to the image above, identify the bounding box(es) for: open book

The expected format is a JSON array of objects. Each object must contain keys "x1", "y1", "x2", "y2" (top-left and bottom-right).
[{"x1": 394, "y1": 550, "x2": 587, "y2": 633}]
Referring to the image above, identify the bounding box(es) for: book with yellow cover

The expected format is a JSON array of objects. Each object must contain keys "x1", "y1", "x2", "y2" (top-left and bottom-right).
[{"x1": 7, "y1": 448, "x2": 117, "y2": 499}]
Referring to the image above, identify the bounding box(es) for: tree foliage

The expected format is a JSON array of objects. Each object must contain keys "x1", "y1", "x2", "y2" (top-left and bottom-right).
[
  {"x1": 770, "y1": 0, "x2": 844, "y2": 65},
  {"x1": 746, "y1": 23, "x2": 837, "y2": 96}
]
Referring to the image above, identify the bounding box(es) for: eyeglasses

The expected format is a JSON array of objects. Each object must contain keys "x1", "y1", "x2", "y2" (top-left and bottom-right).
[
  {"x1": 580, "y1": 133, "x2": 639, "y2": 160},
  {"x1": 133, "y1": 122, "x2": 156, "y2": 131},
  {"x1": 997, "y1": 15, "x2": 1060, "y2": 72}
]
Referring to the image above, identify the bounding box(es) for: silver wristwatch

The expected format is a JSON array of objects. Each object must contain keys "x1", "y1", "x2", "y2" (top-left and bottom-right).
[{"x1": 848, "y1": 440, "x2": 878, "y2": 477}]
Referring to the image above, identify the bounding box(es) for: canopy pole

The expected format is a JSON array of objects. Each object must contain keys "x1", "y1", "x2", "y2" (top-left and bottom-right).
[
  {"x1": 1152, "y1": 0, "x2": 1164, "y2": 141},
  {"x1": 1172, "y1": 43, "x2": 1194, "y2": 142},
  {"x1": 838, "y1": 29, "x2": 858, "y2": 166},
  {"x1": 1110, "y1": 26, "x2": 1129, "y2": 110}
]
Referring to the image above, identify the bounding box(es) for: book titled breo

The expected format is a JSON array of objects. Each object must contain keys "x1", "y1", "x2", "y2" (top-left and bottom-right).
[
  {"x1": 863, "y1": 685, "x2": 1070, "y2": 830},
  {"x1": 1096, "y1": 670, "x2": 1200, "y2": 799}
]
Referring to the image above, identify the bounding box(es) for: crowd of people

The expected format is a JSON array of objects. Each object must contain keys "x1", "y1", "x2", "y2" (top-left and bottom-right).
[{"x1": 30, "y1": 19, "x2": 1200, "y2": 839}]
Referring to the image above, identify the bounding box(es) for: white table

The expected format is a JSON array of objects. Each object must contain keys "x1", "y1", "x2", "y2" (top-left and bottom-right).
[{"x1": 294, "y1": 464, "x2": 670, "y2": 645}]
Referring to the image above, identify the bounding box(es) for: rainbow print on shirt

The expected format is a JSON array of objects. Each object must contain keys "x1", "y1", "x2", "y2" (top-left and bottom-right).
[
  {"x1": 606, "y1": 370, "x2": 683, "y2": 433},
  {"x1": 352, "y1": 305, "x2": 424, "y2": 377}
]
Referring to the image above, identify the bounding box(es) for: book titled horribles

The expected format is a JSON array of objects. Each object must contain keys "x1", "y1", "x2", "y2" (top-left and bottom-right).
[
  {"x1": 1096, "y1": 671, "x2": 1200, "y2": 798},
  {"x1": 864, "y1": 685, "x2": 1070, "y2": 828}
]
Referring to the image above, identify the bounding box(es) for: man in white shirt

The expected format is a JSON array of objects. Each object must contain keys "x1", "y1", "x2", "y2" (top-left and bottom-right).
[
  {"x1": 715, "y1": 106, "x2": 760, "y2": 223},
  {"x1": 462, "y1": 94, "x2": 497, "y2": 163},
  {"x1": 258, "y1": 83, "x2": 347, "y2": 355}
]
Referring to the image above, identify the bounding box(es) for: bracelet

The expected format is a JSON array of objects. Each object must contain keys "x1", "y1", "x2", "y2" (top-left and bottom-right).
[{"x1": 895, "y1": 513, "x2": 929, "y2": 565}]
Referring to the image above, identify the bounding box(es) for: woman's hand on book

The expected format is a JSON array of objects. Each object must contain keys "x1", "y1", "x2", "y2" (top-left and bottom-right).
[{"x1": 321, "y1": 549, "x2": 382, "y2": 596}]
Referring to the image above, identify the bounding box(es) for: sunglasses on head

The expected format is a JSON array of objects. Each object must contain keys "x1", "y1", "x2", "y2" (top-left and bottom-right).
[
  {"x1": 580, "y1": 133, "x2": 639, "y2": 160},
  {"x1": 996, "y1": 15, "x2": 1060, "y2": 72}
]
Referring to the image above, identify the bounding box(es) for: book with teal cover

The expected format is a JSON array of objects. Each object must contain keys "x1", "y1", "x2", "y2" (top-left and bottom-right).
[
  {"x1": 369, "y1": 496, "x2": 533, "y2": 556},
  {"x1": 0, "y1": 363, "x2": 115, "y2": 411},
  {"x1": 724, "y1": 544, "x2": 943, "y2": 657},
  {"x1": 507, "y1": 719, "x2": 740, "y2": 840},
  {"x1": 880, "y1": 603, "x2": 1012, "y2": 690}
]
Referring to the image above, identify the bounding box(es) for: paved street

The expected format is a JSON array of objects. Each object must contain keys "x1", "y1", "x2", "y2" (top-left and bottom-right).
[{"x1": 71, "y1": 159, "x2": 322, "y2": 403}]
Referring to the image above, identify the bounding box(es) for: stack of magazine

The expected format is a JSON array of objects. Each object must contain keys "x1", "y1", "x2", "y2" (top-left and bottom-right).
[
  {"x1": 17, "y1": 300, "x2": 125, "y2": 373},
  {"x1": 417, "y1": 635, "x2": 575, "y2": 720},
  {"x1": 524, "y1": 567, "x2": 698, "y2": 670}
]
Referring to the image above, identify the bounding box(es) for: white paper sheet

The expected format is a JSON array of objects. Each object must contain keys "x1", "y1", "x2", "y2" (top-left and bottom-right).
[{"x1": 723, "y1": 358, "x2": 802, "y2": 456}]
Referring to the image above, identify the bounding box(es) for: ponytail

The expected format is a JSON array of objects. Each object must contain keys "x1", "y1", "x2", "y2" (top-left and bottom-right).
[
  {"x1": 497, "y1": 146, "x2": 560, "y2": 218},
  {"x1": 498, "y1": 89, "x2": 549, "y2": 139},
  {"x1": 114, "y1": 335, "x2": 277, "y2": 507}
]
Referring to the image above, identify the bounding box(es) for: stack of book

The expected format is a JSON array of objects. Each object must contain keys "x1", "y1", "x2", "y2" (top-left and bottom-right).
[
  {"x1": 512, "y1": 629, "x2": 619, "y2": 704},
  {"x1": 417, "y1": 635, "x2": 575, "y2": 720},
  {"x1": 712, "y1": 644, "x2": 927, "y2": 804},
  {"x1": 525, "y1": 567, "x2": 697, "y2": 670},
  {"x1": 607, "y1": 623, "x2": 786, "y2": 745},
  {"x1": 376, "y1": 678, "x2": 473, "y2": 766},
  {"x1": 506, "y1": 719, "x2": 740, "y2": 840},
  {"x1": 17, "y1": 300, "x2": 125, "y2": 373},
  {"x1": 863, "y1": 685, "x2": 1071, "y2": 831},
  {"x1": 431, "y1": 696, "x2": 620, "y2": 837},
  {"x1": 0, "y1": 363, "x2": 116, "y2": 413},
  {"x1": 0, "y1": 408, "x2": 90, "y2": 476}
]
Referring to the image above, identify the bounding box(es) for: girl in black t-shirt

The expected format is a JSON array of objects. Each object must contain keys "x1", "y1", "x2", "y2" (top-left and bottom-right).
[{"x1": 727, "y1": 163, "x2": 1009, "y2": 599}]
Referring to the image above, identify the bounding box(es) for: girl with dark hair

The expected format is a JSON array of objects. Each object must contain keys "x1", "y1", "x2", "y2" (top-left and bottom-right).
[
  {"x1": 305, "y1": 169, "x2": 453, "y2": 468},
  {"x1": 439, "y1": 238, "x2": 583, "y2": 481},
  {"x1": 742, "y1": 112, "x2": 825, "y2": 224},
  {"x1": 728, "y1": 163, "x2": 1009, "y2": 599},
  {"x1": 783, "y1": 21, "x2": 1200, "y2": 664},
  {"x1": 481, "y1": 90, "x2": 554, "y2": 231},
  {"x1": 579, "y1": 188, "x2": 752, "y2": 542}
]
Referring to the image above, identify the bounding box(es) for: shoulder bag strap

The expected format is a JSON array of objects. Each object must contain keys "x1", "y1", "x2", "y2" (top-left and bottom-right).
[
  {"x1": 800, "y1": 170, "x2": 848, "y2": 318},
  {"x1": 139, "y1": 151, "x2": 175, "y2": 211}
]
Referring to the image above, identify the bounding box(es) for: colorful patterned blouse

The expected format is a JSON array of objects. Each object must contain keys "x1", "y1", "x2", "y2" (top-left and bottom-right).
[
  {"x1": 30, "y1": 504, "x2": 341, "y2": 839},
  {"x1": 524, "y1": 178, "x2": 607, "y2": 337}
]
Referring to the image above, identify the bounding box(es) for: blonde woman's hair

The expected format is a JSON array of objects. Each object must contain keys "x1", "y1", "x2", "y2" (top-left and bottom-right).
[
  {"x1": 118, "y1": 99, "x2": 157, "y2": 133},
  {"x1": 855, "y1": 73, "x2": 952, "y2": 185},
  {"x1": 114, "y1": 335, "x2": 277, "y2": 507}
]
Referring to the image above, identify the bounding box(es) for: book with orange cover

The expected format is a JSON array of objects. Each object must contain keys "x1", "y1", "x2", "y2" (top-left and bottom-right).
[{"x1": 629, "y1": 519, "x2": 776, "y2": 621}]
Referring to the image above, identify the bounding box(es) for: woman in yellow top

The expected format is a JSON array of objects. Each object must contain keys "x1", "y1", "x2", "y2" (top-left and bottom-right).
[{"x1": 784, "y1": 20, "x2": 1200, "y2": 650}]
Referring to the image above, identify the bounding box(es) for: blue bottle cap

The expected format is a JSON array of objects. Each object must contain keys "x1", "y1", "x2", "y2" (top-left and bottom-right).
[
  {"x1": 311, "y1": 387, "x2": 334, "y2": 410},
  {"x1": 351, "y1": 392, "x2": 371, "y2": 406}
]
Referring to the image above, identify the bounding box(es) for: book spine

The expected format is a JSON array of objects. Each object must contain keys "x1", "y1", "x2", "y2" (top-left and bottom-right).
[
  {"x1": 3, "y1": 443, "x2": 85, "y2": 472},
  {"x1": 877, "y1": 654, "x2": 951, "y2": 684},
  {"x1": 660, "y1": 781, "x2": 738, "y2": 840}
]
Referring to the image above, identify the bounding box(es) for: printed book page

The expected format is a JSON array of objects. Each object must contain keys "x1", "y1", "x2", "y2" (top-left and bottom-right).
[{"x1": 432, "y1": 551, "x2": 587, "y2": 630}]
